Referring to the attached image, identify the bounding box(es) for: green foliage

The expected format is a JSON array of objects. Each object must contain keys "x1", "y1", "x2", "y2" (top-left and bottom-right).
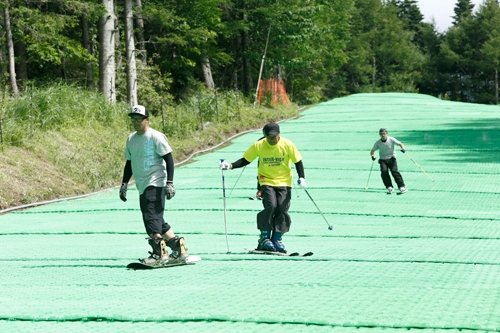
[
  {"x1": 11, "y1": 2, "x2": 100, "y2": 66},
  {"x1": 5, "y1": 0, "x2": 500, "y2": 107},
  {"x1": 435, "y1": 0, "x2": 500, "y2": 103},
  {"x1": 452, "y1": 0, "x2": 475, "y2": 25},
  {"x1": 338, "y1": 0, "x2": 424, "y2": 94},
  {"x1": 142, "y1": 0, "x2": 231, "y2": 96}
]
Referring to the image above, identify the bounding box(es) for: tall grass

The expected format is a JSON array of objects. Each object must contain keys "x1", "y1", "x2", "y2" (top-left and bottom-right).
[{"x1": 0, "y1": 84, "x2": 300, "y2": 207}]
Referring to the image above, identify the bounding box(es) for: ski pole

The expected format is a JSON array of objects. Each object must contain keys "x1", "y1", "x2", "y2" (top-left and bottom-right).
[
  {"x1": 220, "y1": 159, "x2": 231, "y2": 253},
  {"x1": 298, "y1": 180, "x2": 333, "y2": 230},
  {"x1": 403, "y1": 151, "x2": 434, "y2": 182},
  {"x1": 365, "y1": 159, "x2": 375, "y2": 190},
  {"x1": 228, "y1": 165, "x2": 246, "y2": 197}
]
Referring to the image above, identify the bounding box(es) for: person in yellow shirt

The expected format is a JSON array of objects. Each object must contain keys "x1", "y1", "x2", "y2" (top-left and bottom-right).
[{"x1": 220, "y1": 122, "x2": 306, "y2": 253}]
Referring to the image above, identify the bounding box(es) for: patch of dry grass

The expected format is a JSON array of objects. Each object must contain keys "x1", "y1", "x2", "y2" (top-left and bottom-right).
[{"x1": 0, "y1": 147, "x2": 88, "y2": 209}]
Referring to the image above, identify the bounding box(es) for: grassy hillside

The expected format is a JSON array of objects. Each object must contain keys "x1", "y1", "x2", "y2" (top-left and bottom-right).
[{"x1": 0, "y1": 85, "x2": 300, "y2": 210}]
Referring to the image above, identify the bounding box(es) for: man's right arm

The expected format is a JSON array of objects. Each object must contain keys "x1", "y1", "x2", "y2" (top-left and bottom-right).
[
  {"x1": 122, "y1": 160, "x2": 132, "y2": 183},
  {"x1": 230, "y1": 158, "x2": 251, "y2": 169},
  {"x1": 119, "y1": 160, "x2": 132, "y2": 202}
]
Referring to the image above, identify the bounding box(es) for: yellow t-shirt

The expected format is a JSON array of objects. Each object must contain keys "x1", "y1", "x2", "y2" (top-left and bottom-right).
[{"x1": 243, "y1": 137, "x2": 302, "y2": 187}]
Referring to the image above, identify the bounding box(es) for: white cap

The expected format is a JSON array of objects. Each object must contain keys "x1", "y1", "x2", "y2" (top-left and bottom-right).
[{"x1": 129, "y1": 105, "x2": 149, "y2": 118}]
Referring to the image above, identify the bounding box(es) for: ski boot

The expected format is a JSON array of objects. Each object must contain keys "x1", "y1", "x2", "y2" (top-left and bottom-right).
[
  {"x1": 257, "y1": 230, "x2": 276, "y2": 252},
  {"x1": 166, "y1": 236, "x2": 189, "y2": 264},
  {"x1": 141, "y1": 237, "x2": 169, "y2": 265},
  {"x1": 271, "y1": 231, "x2": 286, "y2": 253}
]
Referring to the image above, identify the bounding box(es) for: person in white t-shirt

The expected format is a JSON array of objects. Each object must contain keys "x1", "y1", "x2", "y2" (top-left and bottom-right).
[
  {"x1": 119, "y1": 105, "x2": 188, "y2": 265},
  {"x1": 370, "y1": 128, "x2": 407, "y2": 194}
]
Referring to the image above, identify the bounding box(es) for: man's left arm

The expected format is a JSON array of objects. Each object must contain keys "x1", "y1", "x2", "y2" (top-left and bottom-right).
[
  {"x1": 294, "y1": 160, "x2": 306, "y2": 187},
  {"x1": 396, "y1": 139, "x2": 405, "y2": 152},
  {"x1": 162, "y1": 153, "x2": 175, "y2": 199}
]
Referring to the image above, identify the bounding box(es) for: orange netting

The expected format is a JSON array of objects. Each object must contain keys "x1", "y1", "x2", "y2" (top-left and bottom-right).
[{"x1": 256, "y1": 79, "x2": 290, "y2": 105}]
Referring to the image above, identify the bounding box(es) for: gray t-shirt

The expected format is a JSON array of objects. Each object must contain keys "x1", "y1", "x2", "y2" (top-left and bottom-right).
[
  {"x1": 372, "y1": 136, "x2": 401, "y2": 160},
  {"x1": 124, "y1": 128, "x2": 173, "y2": 194}
]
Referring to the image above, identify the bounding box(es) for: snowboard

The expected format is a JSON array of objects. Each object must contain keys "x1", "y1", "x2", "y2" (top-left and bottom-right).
[
  {"x1": 246, "y1": 249, "x2": 313, "y2": 257},
  {"x1": 127, "y1": 255, "x2": 201, "y2": 270}
]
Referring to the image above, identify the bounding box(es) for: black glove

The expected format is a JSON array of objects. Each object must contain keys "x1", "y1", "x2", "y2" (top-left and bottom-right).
[
  {"x1": 119, "y1": 183, "x2": 127, "y2": 202},
  {"x1": 401, "y1": 149, "x2": 406, "y2": 153},
  {"x1": 166, "y1": 181, "x2": 176, "y2": 200},
  {"x1": 371, "y1": 156, "x2": 376, "y2": 161}
]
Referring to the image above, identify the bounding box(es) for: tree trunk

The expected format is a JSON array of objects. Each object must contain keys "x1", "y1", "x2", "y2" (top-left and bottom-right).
[
  {"x1": 99, "y1": 0, "x2": 116, "y2": 103},
  {"x1": 14, "y1": 41, "x2": 27, "y2": 86},
  {"x1": 201, "y1": 53, "x2": 215, "y2": 89},
  {"x1": 81, "y1": 15, "x2": 94, "y2": 89},
  {"x1": 3, "y1": 4, "x2": 18, "y2": 96},
  {"x1": 134, "y1": 0, "x2": 146, "y2": 62},
  {"x1": 0, "y1": 19, "x2": 6, "y2": 92},
  {"x1": 125, "y1": 0, "x2": 137, "y2": 106},
  {"x1": 372, "y1": 56, "x2": 376, "y2": 89},
  {"x1": 495, "y1": 69, "x2": 499, "y2": 105},
  {"x1": 242, "y1": 13, "x2": 252, "y2": 94}
]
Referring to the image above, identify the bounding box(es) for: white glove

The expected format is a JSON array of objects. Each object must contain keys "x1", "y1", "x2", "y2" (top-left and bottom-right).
[
  {"x1": 298, "y1": 178, "x2": 306, "y2": 188},
  {"x1": 219, "y1": 160, "x2": 231, "y2": 170}
]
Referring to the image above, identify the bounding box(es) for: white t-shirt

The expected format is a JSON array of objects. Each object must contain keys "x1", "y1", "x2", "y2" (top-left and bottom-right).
[
  {"x1": 124, "y1": 128, "x2": 173, "y2": 194},
  {"x1": 372, "y1": 136, "x2": 401, "y2": 160}
]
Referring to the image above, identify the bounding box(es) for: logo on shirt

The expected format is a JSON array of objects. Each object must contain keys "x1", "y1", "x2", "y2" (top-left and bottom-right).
[
  {"x1": 143, "y1": 140, "x2": 155, "y2": 170},
  {"x1": 262, "y1": 157, "x2": 284, "y2": 166}
]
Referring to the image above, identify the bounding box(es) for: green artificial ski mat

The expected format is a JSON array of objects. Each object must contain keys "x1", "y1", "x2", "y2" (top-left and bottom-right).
[{"x1": 2, "y1": 92, "x2": 500, "y2": 332}]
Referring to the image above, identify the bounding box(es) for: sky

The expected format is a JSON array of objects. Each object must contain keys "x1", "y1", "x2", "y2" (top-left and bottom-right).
[{"x1": 416, "y1": 0, "x2": 483, "y2": 32}]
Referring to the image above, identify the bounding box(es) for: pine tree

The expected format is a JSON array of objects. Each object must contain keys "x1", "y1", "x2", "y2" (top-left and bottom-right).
[{"x1": 452, "y1": 0, "x2": 475, "y2": 25}]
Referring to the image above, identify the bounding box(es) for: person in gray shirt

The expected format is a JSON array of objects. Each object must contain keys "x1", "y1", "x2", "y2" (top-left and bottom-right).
[
  {"x1": 119, "y1": 105, "x2": 189, "y2": 265},
  {"x1": 370, "y1": 128, "x2": 407, "y2": 194}
]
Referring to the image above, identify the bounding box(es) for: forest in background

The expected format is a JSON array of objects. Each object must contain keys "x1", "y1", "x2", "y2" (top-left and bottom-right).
[{"x1": 0, "y1": 0, "x2": 499, "y2": 108}]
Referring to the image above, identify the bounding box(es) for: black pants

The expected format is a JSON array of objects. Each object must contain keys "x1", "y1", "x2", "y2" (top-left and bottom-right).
[
  {"x1": 257, "y1": 185, "x2": 292, "y2": 233},
  {"x1": 379, "y1": 157, "x2": 405, "y2": 189},
  {"x1": 139, "y1": 186, "x2": 171, "y2": 235}
]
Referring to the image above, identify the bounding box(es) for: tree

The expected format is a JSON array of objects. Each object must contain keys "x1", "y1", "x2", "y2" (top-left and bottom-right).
[
  {"x1": 452, "y1": 0, "x2": 475, "y2": 25},
  {"x1": 392, "y1": 0, "x2": 425, "y2": 47},
  {"x1": 339, "y1": 0, "x2": 424, "y2": 94},
  {"x1": 338, "y1": 0, "x2": 381, "y2": 94},
  {"x1": 99, "y1": 0, "x2": 116, "y2": 103},
  {"x1": 134, "y1": 0, "x2": 146, "y2": 62},
  {"x1": 474, "y1": 0, "x2": 500, "y2": 103},
  {"x1": 415, "y1": 21, "x2": 447, "y2": 97},
  {"x1": 124, "y1": 0, "x2": 137, "y2": 105},
  {"x1": 81, "y1": 14, "x2": 94, "y2": 89},
  {"x1": 2, "y1": 2, "x2": 18, "y2": 96}
]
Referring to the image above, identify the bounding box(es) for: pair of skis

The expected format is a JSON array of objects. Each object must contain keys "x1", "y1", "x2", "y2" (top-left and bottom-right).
[{"x1": 246, "y1": 249, "x2": 313, "y2": 257}]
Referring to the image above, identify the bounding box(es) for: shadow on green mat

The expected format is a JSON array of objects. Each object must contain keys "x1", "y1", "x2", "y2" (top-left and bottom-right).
[{"x1": 398, "y1": 119, "x2": 500, "y2": 163}]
